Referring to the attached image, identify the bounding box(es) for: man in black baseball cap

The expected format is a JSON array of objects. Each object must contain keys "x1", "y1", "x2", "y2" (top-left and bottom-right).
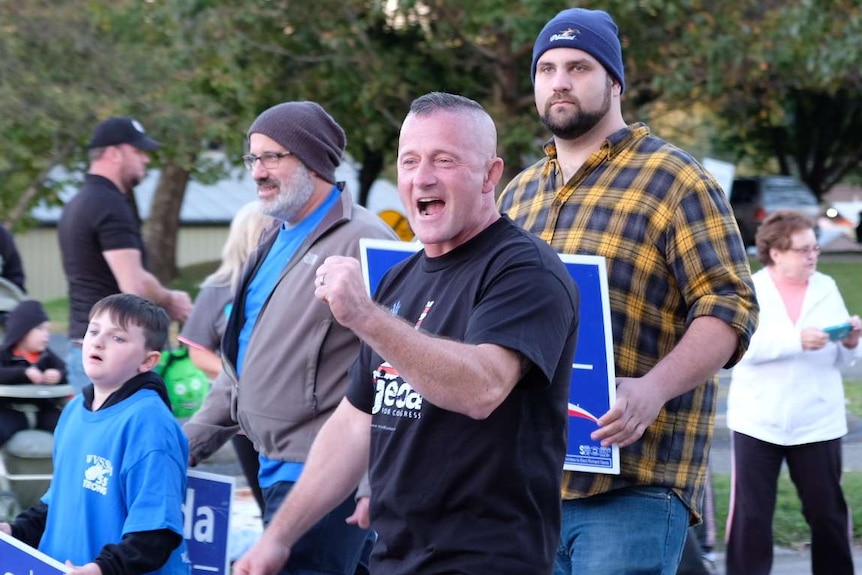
[
  {"x1": 58, "y1": 115, "x2": 191, "y2": 393},
  {"x1": 88, "y1": 116, "x2": 161, "y2": 151}
]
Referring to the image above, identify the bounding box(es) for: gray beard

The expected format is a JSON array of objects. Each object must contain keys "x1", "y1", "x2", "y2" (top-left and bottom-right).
[{"x1": 261, "y1": 165, "x2": 315, "y2": 223}]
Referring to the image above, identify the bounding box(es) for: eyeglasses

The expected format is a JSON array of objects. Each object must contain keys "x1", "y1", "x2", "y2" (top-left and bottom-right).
[
  {"x1": 787, "y1": 245, "x2": 821, "y2": 255},
  {"x1": 242, "y1": 151, "x2": 292, "y2": 170}
]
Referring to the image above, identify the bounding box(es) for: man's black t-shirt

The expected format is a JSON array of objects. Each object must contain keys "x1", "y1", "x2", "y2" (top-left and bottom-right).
[
  {"x1": 347, "y1": 217, "x2": 580, "y2": 575},
  {"x1": 0, "y1": 224, "x2": 26, "y2": 292},
  {"x1": 58, "y1": 174, "x2": 145, "y2": 339}
]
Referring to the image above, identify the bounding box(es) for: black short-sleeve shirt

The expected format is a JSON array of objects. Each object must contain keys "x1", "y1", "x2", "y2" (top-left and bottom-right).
[
  {"x1": 347, "y1": 217, "x2": 580, "y2": 575},
  {"x1": 58, "y1": 175, "x2": 146, "y2": 339}
]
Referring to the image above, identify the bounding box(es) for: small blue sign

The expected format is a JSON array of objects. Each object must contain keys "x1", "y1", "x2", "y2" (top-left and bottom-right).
[
  {"x1": 359, "y1": 238, "x2": 619, "y2": 475},
  {"x1": 184, "y1": 470, "x2": 235, "y2": 575},
  {"x1": 0, "y1": 530, "x2": 69, "y2": 574},
  {"x1": 559, "y1": 256, "x2": 618, "y2": 473},
  {"x1": 360, "y1": 240, "x2": 424, "y2": 293}
]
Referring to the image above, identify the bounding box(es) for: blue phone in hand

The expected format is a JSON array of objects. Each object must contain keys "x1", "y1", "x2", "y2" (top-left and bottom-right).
[{"x1": 823, "y1": 322, "x2": 853, "y2": 341}]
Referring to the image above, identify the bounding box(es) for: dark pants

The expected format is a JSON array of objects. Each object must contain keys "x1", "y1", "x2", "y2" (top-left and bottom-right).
[
  {"x1": 726, "y1": 432, "x2": 854, "y2": 575},
  {"x1": 677, "y1": 465, "x2": 716, "y2": 575},
  {"x1": 676, "y1": 531, "x2": 709, "y2": 575},
  {"x1": 231, "y1": 434, "x2": 264, "y2": 512},
  {"x1": 262, "y1": 480, "x2": 373, "y2": 575},
  {"x1": 0, "y1": 402, "x2": 62, "y2": 447}
]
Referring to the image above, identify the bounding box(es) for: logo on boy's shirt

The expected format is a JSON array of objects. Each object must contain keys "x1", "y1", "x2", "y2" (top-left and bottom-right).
[
  {"x1": 82, "y1": 454, "x2": 113, "y2": 495},
  {"x1": 372, "y1": 362, "x2": 423, "y2": 419}
]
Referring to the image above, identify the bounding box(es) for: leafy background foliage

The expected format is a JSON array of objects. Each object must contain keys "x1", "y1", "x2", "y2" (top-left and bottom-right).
[{"x1": 1, "y1": 0, "x2": 860, "y2": 281}]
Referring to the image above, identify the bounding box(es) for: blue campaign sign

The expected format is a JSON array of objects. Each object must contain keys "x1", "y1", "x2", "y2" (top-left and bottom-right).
[
  {"x1": 360, "y1": 239, "x2": 424, "y2": 293},
  {"x1": 359, "y1": 239, "x2": 619, "y2": 475},
  {"x1": 559, "y1": 255, "x2": 618, "y2": 473},
  {"x1": 184, "y1": 470, "x2": 235, "y2": 575},
  {"x1": 0, "y1": 530, "x2": 69, "y2": 574}
]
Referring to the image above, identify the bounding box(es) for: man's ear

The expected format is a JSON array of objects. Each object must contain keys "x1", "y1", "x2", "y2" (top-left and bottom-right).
[
  {"x1": 482, "y1": 157, "x2": 505, "y2": 195},
  {"x1": 139, "y1": 350, "x2": 162, "y2": 373}
]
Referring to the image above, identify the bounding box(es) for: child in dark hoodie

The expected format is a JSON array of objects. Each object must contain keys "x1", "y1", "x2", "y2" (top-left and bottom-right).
[
  {"x1": 0, "y1": 293, "x2": 190, "y2": 574},
  {"x1": 0, "y1": 299, "x2": 67, "y2": 447}
]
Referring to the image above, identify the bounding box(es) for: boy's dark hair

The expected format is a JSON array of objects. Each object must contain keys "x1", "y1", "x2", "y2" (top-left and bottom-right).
[{"x1": 89, "y1": 294, "x2": 169, "y2": 352}]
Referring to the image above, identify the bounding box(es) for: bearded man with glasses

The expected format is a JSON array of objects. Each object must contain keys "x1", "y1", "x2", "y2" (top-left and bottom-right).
[{"x1": 185, "y1": 101, "x2": 396, "y2": 575}]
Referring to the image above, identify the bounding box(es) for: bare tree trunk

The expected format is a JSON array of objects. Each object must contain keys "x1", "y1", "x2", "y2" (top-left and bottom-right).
[{"x1": 143, "y1": 161, "x2": 190, "y2": 284}]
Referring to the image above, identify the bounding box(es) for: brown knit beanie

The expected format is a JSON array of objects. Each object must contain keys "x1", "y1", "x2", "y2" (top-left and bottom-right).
[{"x1": 247, "y1": 101, "x2": 346, "y2": 184}]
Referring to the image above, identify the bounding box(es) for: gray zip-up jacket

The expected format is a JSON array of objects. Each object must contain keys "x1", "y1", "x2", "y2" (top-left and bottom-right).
[{"x1": 184, "y1": 188, "x2": 397, "y2": 465}]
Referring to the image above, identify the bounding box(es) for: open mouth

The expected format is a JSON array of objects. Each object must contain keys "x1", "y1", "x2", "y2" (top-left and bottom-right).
[
  {"x1": 257, "y1": 180, "x2": 278, "y2": 197},
  {"x1": 418, "y1": 198, "x2": 445, "y2": 216}
]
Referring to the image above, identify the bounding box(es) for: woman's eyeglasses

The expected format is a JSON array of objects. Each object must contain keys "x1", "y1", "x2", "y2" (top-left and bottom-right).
[{"x1": 787, "y1": 245, "x2": 821, "y2": 255}]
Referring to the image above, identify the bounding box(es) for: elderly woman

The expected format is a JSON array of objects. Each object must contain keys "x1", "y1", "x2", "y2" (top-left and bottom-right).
[{"x1": 725, "y1": 210, "x2": 862, "y2": 575}]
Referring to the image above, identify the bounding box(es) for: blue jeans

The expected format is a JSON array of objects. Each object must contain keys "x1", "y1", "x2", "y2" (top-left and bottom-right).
[
  {"x1": 65, "y1": 345, "x2": 88, "y2": 393},
  {"x1": 262, "y1": 481, "x2": 373, "y2": 575},
  {"x1": 554, "y1": 486, "x2": 689, "y2": 575}
]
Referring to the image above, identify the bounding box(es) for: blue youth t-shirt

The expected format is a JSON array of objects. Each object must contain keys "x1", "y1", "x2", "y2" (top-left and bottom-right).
[{"x1": 40, "y1": 390, "x2": 190, "y2": 573}]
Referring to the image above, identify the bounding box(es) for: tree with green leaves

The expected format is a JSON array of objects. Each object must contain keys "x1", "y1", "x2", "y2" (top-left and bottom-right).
[
  {"x1": 642, "y1": 0, "x2": 862, "y2": 199},
  {"x1": 3, "y1": 0, "x2": 860, "y2": 291},
  {"x1": 0, "y1": 0, "x2": 261, "y2": 281},
  {"x1": 0, "y1": 1, "x2": 123, "y2": 226}
]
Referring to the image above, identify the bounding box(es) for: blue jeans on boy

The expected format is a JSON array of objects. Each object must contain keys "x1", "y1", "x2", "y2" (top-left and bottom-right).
[
  {"x1": 554, "y1": 485, "x2": 689, "y2": 575},
  {"x1": 262, "y1": 481, "x2": 373, "y2": 575}
]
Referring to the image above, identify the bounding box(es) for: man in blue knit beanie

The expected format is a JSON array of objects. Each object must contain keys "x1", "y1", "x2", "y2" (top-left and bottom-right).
[
  {"x1": 499, "y1": 7, "x2": 758, "y2": 575},
  {"x1": 530, "y1": 7, "x2": 625, "y2": 91}
]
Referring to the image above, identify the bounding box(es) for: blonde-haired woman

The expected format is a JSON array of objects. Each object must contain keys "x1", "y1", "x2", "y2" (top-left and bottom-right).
[{"x1": 179, "y1": 201, "x2": 273, "y2": 511}]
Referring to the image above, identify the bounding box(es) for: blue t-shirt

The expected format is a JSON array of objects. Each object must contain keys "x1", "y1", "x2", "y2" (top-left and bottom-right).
[
  {"x1": 236, "y1": 187, "x2": 340, "y2": 486},
  {"x1": 236, "y1": 187, "x2": 339, "y2": 375},
  {"x1": 40, "y1": 390, "x2": 190, "y2": 573}
]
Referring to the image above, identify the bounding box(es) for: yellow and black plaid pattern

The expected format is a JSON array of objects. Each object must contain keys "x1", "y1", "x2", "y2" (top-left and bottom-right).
[{"x1": 498, "y1": 123, "x2": 758, "y2": 521}]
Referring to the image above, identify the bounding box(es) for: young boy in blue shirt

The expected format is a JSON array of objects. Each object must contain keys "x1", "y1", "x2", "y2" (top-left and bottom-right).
[{"x1": 1, "y1": 293, "x2": 190, "y2": 574}]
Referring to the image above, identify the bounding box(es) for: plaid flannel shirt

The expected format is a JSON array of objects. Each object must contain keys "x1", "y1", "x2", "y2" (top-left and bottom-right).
[{"x1": 498, "y1": 123, "x2": 758, "y2": 521}]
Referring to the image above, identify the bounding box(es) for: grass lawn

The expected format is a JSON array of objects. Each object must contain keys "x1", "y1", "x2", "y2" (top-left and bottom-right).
[
  {"x1": 818, "y1": 259, "x2": 862, "y2": 315},
  {"x1": 711, "y1": 470, "x2": 862, "y2": 549}
]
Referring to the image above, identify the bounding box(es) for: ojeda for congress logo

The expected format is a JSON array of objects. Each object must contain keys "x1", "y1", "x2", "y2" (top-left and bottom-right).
[{"x1": 372, "y1": 362, "x2": 423, "y2": 419}]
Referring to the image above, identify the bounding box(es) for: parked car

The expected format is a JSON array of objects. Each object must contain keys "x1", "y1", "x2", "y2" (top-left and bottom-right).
[{"x1": 729, "y1": 176, "x2": 821, "y2": 246}]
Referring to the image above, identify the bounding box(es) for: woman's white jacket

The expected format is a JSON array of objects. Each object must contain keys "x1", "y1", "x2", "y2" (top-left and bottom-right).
[{"x1": 727, "y1": 268, "x2": 861, "y2": 446}]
